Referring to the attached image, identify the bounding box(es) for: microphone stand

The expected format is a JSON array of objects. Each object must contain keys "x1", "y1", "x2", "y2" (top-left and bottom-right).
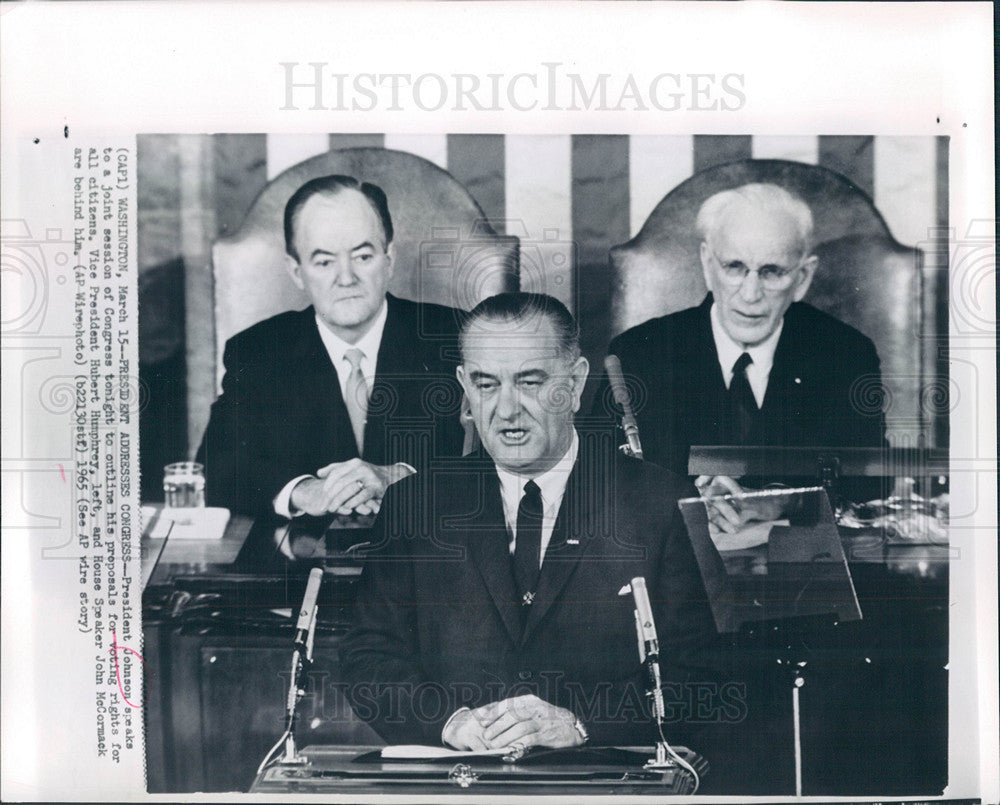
[
  {"x1": 633, "y1": 611, "x2": 673, "y2": 770},
  {"x1": 604, "y1": 355, "x2": 644, "y2": 460},
  {"x1": 621, "y1": 579, "x2": 700, "y2": 792},
  {"x1": 618, "y1": 414, "x2": 644, "y2": 460},
  {"x1": 279, "y1": 603, "x2": 317, "y2": 766}
]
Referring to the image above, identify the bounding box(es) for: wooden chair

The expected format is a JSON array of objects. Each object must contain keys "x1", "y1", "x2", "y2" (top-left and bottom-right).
[{"x1": 608, "y1": 159, "x2": 935, "y2": 447}]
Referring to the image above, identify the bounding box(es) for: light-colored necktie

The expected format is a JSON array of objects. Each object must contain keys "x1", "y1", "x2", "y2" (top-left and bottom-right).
[{"x1": 343, "y1": 347, "x2": 369, "y2": 454}]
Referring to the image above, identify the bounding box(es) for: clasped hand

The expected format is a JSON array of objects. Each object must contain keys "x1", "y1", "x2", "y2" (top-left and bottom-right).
[
  {"x1": 289, "y1": 458, "x2": 412, "y2": 516},
  {"x1": 695, "y1": 474, "x2": 787, "y2": 534},
  {"x1": 442, "y1": 694, "x2": 583, "y2": 751}
]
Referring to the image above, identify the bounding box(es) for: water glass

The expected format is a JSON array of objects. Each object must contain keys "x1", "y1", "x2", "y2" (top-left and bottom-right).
[{"x1": 163, "y1": 461, "x2": 205, "y2": 508}]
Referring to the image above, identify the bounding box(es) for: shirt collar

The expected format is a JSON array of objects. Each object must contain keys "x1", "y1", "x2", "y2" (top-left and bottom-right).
[
  {"x1": 314, "y1": 299, "x2": 389, "y2": 371},
  {"x1": 495, "y1": 429, "x2": 579, "y2": 513},
  {"x1": 710, "y1": 301, "x2": 784, "y2": 380}
]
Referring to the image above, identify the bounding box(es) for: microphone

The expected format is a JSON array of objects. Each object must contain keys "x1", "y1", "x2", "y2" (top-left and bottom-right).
[
  {"x1": 621, "y1": 577, "x2": 700, "y2": 788},
  {"x1": 629, "y1": 577, "x2": 664, "y2": 720},
  {"x1": 276, "y1": 567, "x2": 323, "y2": 767},
  {"x1": 630, "y1": 576, "x2": 659, "y2": 660},
  {"x1": 604, "y1": 355, "x2": 643, "y2": 459},
  {"x1": 293, "y1": 568, "x2": 323, "y2": 649}
]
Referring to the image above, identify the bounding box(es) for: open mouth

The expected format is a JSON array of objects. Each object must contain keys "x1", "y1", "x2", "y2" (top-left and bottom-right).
[{"x1": 497, "y1": 428, "x2": 530, "y2": 445}]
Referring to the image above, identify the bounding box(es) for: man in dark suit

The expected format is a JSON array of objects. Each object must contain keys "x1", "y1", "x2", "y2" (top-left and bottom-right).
[
  {"x1": 341, "y1": 293, "x2": 720, "y2": 750},
  {"x1": 197, "y1": 175, "x2": 465, "y2": 518},
  {"x1": 595, "y1": 183, "x2": 886, "y2": 529}
]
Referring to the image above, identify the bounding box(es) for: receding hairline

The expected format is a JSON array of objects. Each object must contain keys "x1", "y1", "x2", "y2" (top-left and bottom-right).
[
  {"x1": 284, "y1": 176, "x2": 394, "y2": 261},
  {"x1": 289, "y1": 186, "x2": 389, "y2": 247},
  {"x1": 459, "y1": 310, "x2": 580, "y2": 363}
]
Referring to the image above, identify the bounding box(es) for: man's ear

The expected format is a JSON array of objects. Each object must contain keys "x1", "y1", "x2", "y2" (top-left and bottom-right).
[
  {"x1": 699, "y1": 241, "x2": 714, "y2": 290},
  {"x1": 284, "y1": 254, "x2": 305, "y2": 290},
  {"x1": 569, "y1": 356, "x2": 590, "y2": 413},
  {"x1": 792, "y1": 254, "x2": 818, "y2": 302},
  {"x1": 385, "y1": 241, "x2": 396, "y2": 278},
  {"x1": 456, "y1": 364, "x2": 470, "y2": 395}
]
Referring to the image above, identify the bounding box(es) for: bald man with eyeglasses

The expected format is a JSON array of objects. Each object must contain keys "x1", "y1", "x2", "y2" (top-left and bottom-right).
[{"x1": 594, "y1": 183, "x2": 887, "y2": 530}]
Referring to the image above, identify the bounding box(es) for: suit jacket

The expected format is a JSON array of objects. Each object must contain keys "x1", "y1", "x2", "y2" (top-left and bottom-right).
[
  {"x1": 340, "y1": 439, "x2": 721, "y2": 746},
  {"x1": 196, "y1": 294, "x2": 466, "y2": 517},
  {"x1": 593, "y1": 295, "x2": 888, "y2": 478}
]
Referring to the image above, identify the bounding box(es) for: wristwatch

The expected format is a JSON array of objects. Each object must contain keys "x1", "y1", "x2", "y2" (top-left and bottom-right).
[{"x1": 572, "y1": 717, "x2": 589, "y2": 745}]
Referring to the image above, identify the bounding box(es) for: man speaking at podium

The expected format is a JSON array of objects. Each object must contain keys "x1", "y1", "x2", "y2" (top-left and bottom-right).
[{"x1": 341, "y1": 293, "x2": 719, "y2": 751}]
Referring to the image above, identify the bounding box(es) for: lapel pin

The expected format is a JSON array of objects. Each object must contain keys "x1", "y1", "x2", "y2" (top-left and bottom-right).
[
  {"x1": 566, "y1": 539, "x2": 579, "y2": 546},
  {"x1": 794, "y1": 377, "x2": 801, "y2": 384}
]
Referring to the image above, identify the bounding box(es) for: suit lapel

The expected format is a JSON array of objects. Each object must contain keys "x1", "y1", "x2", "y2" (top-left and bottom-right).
[
  {"x1": 759, "y1": 305, "x2": 806, "y2": 436},
  {"x1": 365, "y1": 296, "x2": 433, "y2": 463},
  {"x1": 464, "y1": 471, "x2": 523, "y2": 645},
  {"x1": 522, "y1": 451, "x2": 599, "y2": 644},
  {"x1": 695, "y1": 295, "x2": 728, "y2": 396},
  {"x1": 693, "y1": 295, "x2": 730, "y2": 443},
  {"x1": 289, "y1": 308, "x2": 358, "y2": 457}
]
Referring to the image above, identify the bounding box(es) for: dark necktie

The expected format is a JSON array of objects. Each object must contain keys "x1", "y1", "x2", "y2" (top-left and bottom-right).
[
  {"x1": 727, "y1": 352, "x2": 758, "y2": 445},
  {"x1": 513, "y1": 480, "x2": 543, "y2": 611}
]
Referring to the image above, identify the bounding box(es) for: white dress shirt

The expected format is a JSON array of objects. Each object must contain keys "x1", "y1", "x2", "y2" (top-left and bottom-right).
[
  {"x1": 314, "y1": 302, "x2": 388, "y2": 402},
  {"x1": 709, "y1": 303, "x2": 784, "y2": 408},
  {"x1": 272, "y1": 302, "x2": 389, "y2": 517},
  {"x1": 494, "y1": 429, "x2": 579, "y2": 568}
]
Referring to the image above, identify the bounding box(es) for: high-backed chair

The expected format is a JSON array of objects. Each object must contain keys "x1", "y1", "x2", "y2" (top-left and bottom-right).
[
  {"x1": 609, "y1": 159, "x2": 934, "y2": 447},
  {"x1": 204, "y1": 148, "x2": 519, "y2": 453},
  {"x1": 212, "y1": 147, "x2": 519, "y2": 377}
]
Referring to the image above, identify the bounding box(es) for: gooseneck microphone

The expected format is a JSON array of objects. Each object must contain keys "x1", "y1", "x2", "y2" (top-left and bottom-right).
[
  {"x1": 620, "y1": 576, "x2": 700, "y2": 791},
  {"x1": 293, "y1": 567, "x2": 323, "y2": 649},
  {"x1": 604, "y1": 355, "x2": 644, "y2": 460},
  {"x1": 257, "y1": 567, "x2": 324, "y2": 773},
  {"x1": 629, "y1": 577, "x2": 664, "y2": 716}
]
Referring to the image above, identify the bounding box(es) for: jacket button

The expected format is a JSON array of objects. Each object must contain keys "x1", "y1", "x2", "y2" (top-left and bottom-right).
[{"x1": 518, "y1": 670, "x2": 532, "y2": 680}]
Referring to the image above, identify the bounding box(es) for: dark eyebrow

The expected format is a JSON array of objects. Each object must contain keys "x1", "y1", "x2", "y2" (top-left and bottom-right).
[
  {"x1": 467, "y1": 370, "x2": 499, "y2": 383},
  {"x1": 308, "y1": 241, "x2": 379, "y2": 261},
  {"x1": 514, "y1": 369, "x2": 549, "y2": 382}
]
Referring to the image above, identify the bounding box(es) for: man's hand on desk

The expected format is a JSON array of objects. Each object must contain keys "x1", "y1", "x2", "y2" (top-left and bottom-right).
[
  {"x1": 440, "y1": 707, "x2": 492, "y2": 751},
  {"x1": 472, "y1": 694, "x2": 584, "y2": 750},
  {"x1": 289, "y1": 459, "x2": 414, "y2": 517},
  {"x1": 695, "y1": 474, "x2": 787, "y2": 534}
]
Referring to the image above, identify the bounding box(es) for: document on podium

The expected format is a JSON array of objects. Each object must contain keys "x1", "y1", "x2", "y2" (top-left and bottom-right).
[{"x1": 380, "y1": 745, "x2": 513, "y2": 760}]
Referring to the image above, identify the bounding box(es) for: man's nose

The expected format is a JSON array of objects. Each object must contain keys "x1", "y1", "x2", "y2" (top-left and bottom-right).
[
  {"x1": 333, "y1": 259, "x2": 358, "y2": 285},
  {"x1": 738, "y1": 268, "x2": 764, "y2": 301},
  {"x1": 495, "y1": 383, "x2": 522, "y2": 419}
]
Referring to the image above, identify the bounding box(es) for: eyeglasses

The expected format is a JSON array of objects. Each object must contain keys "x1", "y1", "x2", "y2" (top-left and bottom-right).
[{"x1": 708, "y1": 246, "x2": 801, "y2": 291}]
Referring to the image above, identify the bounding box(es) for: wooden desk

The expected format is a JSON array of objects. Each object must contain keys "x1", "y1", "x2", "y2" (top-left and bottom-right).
[{"x1": 141, "y1": 505, "x2": 254, "y2": 589}]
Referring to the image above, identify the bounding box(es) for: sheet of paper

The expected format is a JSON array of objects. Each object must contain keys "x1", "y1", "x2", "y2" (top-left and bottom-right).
[{"x1": 381, "y1": 745, "x2": 512, "y2": 760}]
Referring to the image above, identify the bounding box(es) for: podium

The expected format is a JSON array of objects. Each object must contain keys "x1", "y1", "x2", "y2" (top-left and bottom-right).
[{"x1": 251, "y1": 745, "x2": 706, "y2": 795}]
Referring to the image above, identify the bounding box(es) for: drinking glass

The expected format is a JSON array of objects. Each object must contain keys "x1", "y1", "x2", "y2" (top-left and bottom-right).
[{"x1": 163, "y1": 461, "x2": 205, "y2": 508}]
